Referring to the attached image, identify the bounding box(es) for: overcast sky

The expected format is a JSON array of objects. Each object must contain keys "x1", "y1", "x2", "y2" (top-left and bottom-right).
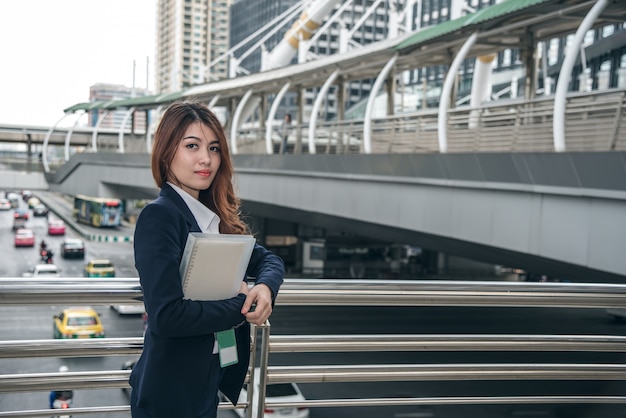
[{"x1": 0, "y1": 0, "x2": 156, "y2": 127}]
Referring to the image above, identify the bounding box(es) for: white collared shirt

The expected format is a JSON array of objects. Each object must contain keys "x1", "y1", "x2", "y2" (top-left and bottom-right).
[
  {"x1": 168, "y1": 182, "x2": 222, "y2": 354},
  {"x1": 168, "y1": 182, "x2": 220, "y2": 234}
]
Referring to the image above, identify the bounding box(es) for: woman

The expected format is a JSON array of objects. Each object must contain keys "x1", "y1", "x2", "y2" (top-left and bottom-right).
[{"x1": 130, "y1": 101, "x2": 284, "y2": 417}]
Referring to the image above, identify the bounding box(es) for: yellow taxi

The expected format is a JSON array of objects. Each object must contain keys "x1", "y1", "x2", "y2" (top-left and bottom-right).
[
  {"x1": 84, "y1": 259, "x2": 116, "y2": 277},
  {"x1": 53, "y1": 307, "x2": 105, "y2": 339}
]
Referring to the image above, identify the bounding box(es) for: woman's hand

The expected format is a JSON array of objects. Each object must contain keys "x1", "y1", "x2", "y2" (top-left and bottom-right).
[
  {"x1": 241, "y1": 283, "x2": 273, "y2": 326},
  {"x1": 238, "y1": 281, "x2": 249, "y2": 296}
]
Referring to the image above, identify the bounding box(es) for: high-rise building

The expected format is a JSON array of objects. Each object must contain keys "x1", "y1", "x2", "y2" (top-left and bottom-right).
[{"x1": 156, "y1": 0, "x2": 231, "y2": 93}]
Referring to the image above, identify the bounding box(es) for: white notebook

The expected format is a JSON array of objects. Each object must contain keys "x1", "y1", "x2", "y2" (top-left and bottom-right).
[{"x1": 179, "y1": 233, "x2": 256, "y2": 301}]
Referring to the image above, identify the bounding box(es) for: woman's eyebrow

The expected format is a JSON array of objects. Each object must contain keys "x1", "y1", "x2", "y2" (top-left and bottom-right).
[{"x1": 182, "y1": 135, "x2": 201, "y2": 140}]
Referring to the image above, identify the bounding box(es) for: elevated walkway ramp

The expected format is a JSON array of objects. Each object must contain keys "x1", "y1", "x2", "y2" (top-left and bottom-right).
[{"x1": 43, "y1": 151, "x2": 626, "y2": 283}]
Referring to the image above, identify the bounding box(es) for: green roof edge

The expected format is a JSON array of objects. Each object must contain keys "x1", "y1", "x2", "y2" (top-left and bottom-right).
[{"x1": 395, "y1": 0, "x2": 550, "y2": 51}]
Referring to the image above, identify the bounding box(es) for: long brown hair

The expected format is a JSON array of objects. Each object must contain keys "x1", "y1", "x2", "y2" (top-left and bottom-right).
[{"x1": 151, "y1": 101, "x2": 249, "y2": 235}]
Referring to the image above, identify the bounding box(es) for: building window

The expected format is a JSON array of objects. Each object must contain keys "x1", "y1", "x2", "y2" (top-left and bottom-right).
[
  {"x1": 602, "y1": 25, "x2": 615, "y2": 38},
  {"x1": 548, "y1": 38, "x2": 559, "y2": 66},
  {"x1": 502, "y1": 49, "x2": 511, "y2": 67}
]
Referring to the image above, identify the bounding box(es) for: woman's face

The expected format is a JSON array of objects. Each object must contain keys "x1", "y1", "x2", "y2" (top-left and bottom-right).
[{"x1": 169, "y1": 121, "x2": 221, "y2": 199}]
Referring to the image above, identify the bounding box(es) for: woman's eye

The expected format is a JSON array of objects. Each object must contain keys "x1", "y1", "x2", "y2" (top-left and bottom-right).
[
  {"x1": 185, "y1": 143, "x2": 198, "y2": 150},
  {"x1": 209, "y1": 145, "x2": 220, "y2": 153}
]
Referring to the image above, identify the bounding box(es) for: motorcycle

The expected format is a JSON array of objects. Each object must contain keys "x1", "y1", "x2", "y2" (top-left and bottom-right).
[
  {"x1": 51, "y1": 390, "x2": 72, "y2": 418},
  {"x1": 40, "y1": 249, "x2": 54, "y2": 264}
]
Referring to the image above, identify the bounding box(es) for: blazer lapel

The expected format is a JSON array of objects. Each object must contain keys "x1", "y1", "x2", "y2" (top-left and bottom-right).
[{"x1": 159, "y1": 183, "x2": 202, "y2": 233}]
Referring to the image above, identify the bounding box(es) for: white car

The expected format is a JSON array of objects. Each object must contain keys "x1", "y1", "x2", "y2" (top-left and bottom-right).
[
  {"x1": 23, "y1": 264, "x2": 62, "y2": 278},
  {"x1": 229, "y1": 368, "x2": 309, "y2": 418},
  {"x1": 0, "y1": 198, "x2": 11, "y2": 210},
  {"x1": 6, "y1": 192, "x2": 20, "y2": 208},
  {"x1": 111, "y1": 304, "x2": 146, "y2": 315}
]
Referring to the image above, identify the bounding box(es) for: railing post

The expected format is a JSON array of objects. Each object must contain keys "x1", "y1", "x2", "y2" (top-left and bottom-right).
[
  {"x1": 244, "y1": 324, "x2": 258, "y2": 418},
  {"x1": 255, "y1": 320, "x2": 272, "y2": 418}
]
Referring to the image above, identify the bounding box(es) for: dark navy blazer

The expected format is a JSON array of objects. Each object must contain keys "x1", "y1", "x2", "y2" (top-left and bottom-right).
[{"x1": 130, "y1": 183, "x2": 284, "y2": 417}]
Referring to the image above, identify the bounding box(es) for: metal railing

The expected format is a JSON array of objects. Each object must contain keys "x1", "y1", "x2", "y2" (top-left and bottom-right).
[
  {"x1": 0, "y1": 89, "x2": 624, "y2": 166},
  {"x1": 235, "y1": 88, "x2": 626, "y2": 155},
  {"x1": 0, "y1": 278, "x2": 625, "y2": 417}
]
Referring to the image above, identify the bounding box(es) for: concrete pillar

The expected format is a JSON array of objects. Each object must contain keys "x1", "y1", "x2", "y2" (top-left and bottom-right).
[
  {"x1": 336, "y1": 77, "x2": 346, "y2": 153},
  {"x1": 296, "y1": 88, "x2": 304, "y2": 154},
  {"x1": 259, "y1": 94, "x2": 267, "y2": 141},
  {"x1": 522, "y1": 32, "x2": 537, "y2": 100},
  {"x1": 386, "y1": 74, "x2": 395, "y2": 116}
]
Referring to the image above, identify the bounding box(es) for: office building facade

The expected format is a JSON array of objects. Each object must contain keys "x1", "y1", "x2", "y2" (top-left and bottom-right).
[{"x1": 156, "y1": 0, "x2": 231, "y2": 93}]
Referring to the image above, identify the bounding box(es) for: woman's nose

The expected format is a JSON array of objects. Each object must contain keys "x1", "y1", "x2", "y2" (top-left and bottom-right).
[{"x1": 200, "y1": 148, "x2": 211, "y2": 164}]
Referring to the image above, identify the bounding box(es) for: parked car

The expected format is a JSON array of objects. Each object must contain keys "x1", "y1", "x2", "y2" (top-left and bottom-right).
[
  {"x1": 53, "y1": 306, "x2": 105, "y2": 339},
  {"x1": 84, "y1": 259, "x2": 116, "y2": 277},
  {"x1": 32, "y1": 204, "x2": 49, "y2": 217},
  {"x1": 23, "y1": 264, "x2": 62, "y2": 277},
  {"x1": 48, "y1": 219, "x2": 66, "y2": 235},
  {"x1": 60, "y1": 238, "x2": 86, "y2": 259},
  {"x1": 0, "y1": 198, "x2": 11, "y2": 210},
  {"x1": 13, "y1": 207, "x2": 29, "y2": 220},
  {"x1": 225, "y1": 368, "x2": 310, "y2": 418},
  {"x1": 14, "y1": 228, "x2": 35, "y2": 247}
]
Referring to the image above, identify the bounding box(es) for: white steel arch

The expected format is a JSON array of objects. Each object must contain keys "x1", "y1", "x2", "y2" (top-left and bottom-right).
[
  {"x1": 214, "y1": 1, "x2": 304, "y2": 77},
  {"x1": 266, "y1": 83, "x2": 291, "y2": 154},
  {"x1": 363, "y1": 54, "x2": 397, "y2": 154},
  {"x1": 438, "y1": 32, "x2": 477, "y2": 153},
  {"x1": 42, "y1": 113, "x2": 73, "y2": 173},
  {"x1": 230, "y1": 90, "x2": 254, "y2": 155},
  {"x1": 236, "y1": 0, "x2": 341, "y2": 131},
  {"x1": 266, "y1": 0, "x2": 342, "y2": 71},
  {"x1": 63, "y1": 111, "x2": 85, "y2": 161},
  {"x1": 306, "y1": 0, "x2": 354, "y2": 56},
  {"x1": 91, "y1": 110, "x2": 110, "y2": 152},
  {"x1": 207, "y1": 95, "x2": 220, "y2": 109},
  {"x1": 553, "y1": 0, "x2": 608, "y2": 152},
  {"x1": 308, "y1": 70, "x2": 339, "y2": 155},
  {"x1": 118, "y1": 107, "x2": 135, "y2": 153}
]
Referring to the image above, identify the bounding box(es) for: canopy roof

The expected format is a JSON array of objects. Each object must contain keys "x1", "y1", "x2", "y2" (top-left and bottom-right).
[
  {"x1": 63, "y1": 0, "x2": 626, "y2": 113},
  {"x1": 63, "y1": 91, "x2": 185, "y2": 113}
]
